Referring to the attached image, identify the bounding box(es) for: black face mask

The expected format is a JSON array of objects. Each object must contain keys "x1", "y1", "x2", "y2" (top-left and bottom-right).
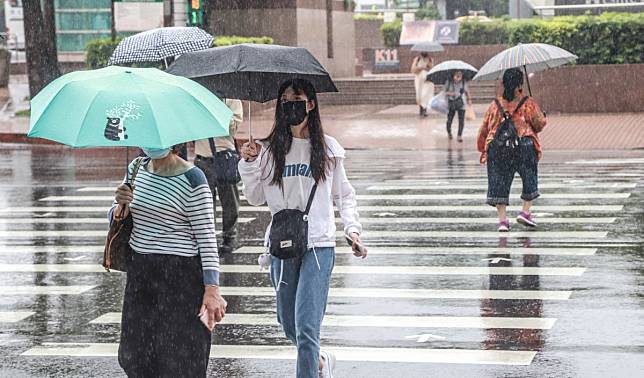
[{"x1": 281, "y1": 100, "x2": 308, "y2": 126}]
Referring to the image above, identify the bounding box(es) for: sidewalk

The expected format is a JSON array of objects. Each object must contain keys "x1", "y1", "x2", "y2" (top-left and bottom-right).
[{"x1": 2, "y1": 100, "x2": 643, "y2": 151}]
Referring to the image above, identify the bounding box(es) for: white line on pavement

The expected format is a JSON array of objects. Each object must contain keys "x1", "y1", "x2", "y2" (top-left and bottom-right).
[
  {"x1": 0, "y1": 311, "x2": 35, "y2": 322},
  {"x1": 347, "y1": 217, "x2": 616, "y2": 224},
  {"x1": 0, "y1": 264, "x2": 586, "y2": 276},
  {"x1": 234, "y1": 246, "x2": 597, "y2": 256},
  {"x1": 0, "y1": 246, "x2": 104, "y2": 254},
  {"x1": 0, "y1": 205, "x2": 625, "y2": 213},
  {"x1": 39, "y1": 195, "x2": 247, "y2": 202},
  {"x1": 0, "y1": 286, "x2": 96, "y2": 295},
  {"x1": 357, "y1": 231, "x2": 607, "y2": 239},
  {"x1": 367, "y1": 183, "x2": 637, "y2": 190},
  {"x1": 38, "y1": 193, "x2": 630, "y2": 202},
  {"x1": 21, "y1": 343, "x2": 537, "y2": 365},
  {"x1": 0, "y1": 230, "x2": 607, "y2": 240},
  {"x1": 90, "y1": 312, "x2": 556, "y2": 330},
  {"x1": 222, "y1": 287, "x2": 572, "y2": 300},
  {"x1": 0, "y1": 217, "x2": 255, "y2": 225},
  {"x1": 356, "y1": 193, "x2": 630, "y2": 200}
]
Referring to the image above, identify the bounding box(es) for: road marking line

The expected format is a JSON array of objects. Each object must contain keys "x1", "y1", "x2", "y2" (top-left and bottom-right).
[
  {"x1": 39, "y1": 193, "x2": 630, "y2": 202},
  {"x1": 346, "y1": 217, "x2": 616, "y2": 224},
  {"x1": 0, "y1": 263, "x2": 585, "y2": 276},
  {"x1": 0, "y1": 311, "x2": 35, "y2": 322},
  {"x1": 39, "y1": 195, "x2": 246, "y2": 202},
  {"x1": 21, "y1": 343, "x2": 536, "y2": 365},
  {"x1": 357, "y1": 231, "x2": 607, "y2": 239},
  {"x1": 0, "y1": 246, "x2": 105, "y2": 254},
  {"x1": 90, "y1": 312, "x2": 556, "y2": 330},
  {"x1": 0, "y1": 230, "x2": 607, "y2": 239},
  {"x1": 0, "y1": 217, "x2": 255, "y2": 225},
  {"x1": 0, "y1": 286, "x2": 96, "y2": 295},
  {"x1": 0, "y1": 246, "x2": 597, "y2": 256},
  {"x1": 0, "y1": 205, "x2": 625, "y2": 213},
  {"x1": 357, "y1": 194, "x2": 630, "y2": 200},
  {"x1": 367, "y1": 183, "x2": 637, "y2": 190},
  {"x1": 221, "y1": 287, "x2": 572, "y2": 300},
  {"x1": 235, "y1": 246, "x2": 597, "y2": 256}
]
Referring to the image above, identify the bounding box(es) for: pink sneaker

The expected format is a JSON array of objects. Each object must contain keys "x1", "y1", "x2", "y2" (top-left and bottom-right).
[
  {"x1": 517, "y1": 211, "x2": 537, "y2": 228},
  {"x1": 498, "y1": 218, "x2": 510, "y2": 232}
]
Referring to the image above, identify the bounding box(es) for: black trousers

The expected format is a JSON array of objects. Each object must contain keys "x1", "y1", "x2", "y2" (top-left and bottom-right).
[
  {"x1": 194, "y1": 155, "x2": 240, "y2": 241},
  {"x1": 119, "y1": 253, "x2": 211, "y2": 378},
  {"x1": 447, "y1": 108, "x2": 465, "y2": 136}
]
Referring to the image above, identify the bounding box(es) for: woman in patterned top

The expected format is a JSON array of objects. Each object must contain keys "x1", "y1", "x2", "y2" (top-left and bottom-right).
[
  {"x1": 477, "y1": 68, "x2": 547, "y2": 231},
  {"x1": 112, "y1": 143, "x2": 227, "y2": 377}
]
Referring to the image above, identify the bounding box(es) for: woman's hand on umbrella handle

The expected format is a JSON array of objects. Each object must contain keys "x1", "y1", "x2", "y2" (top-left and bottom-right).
[{"x1": 241, "y1": 141, "x2": 261, "y2": 162}]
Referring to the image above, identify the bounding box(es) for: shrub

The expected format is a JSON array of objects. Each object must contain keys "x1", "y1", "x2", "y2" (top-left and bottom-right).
[
  {"x1": 381, "y1": 19, "x2": 402, "y2": 49},
  {"x1": 85, "y1": 35, "x2": 274, "y2": 69},
  {"x1": 459, "y1": 20, "x2": 509, "y2": 45},
  {"x1": 213, "y1": 36, "x2": 273, "y2": 46},
  {"x1": 85, "y1": 37, "x2": 123, "y2": 69},
  {"x1": 460, "y1": 13, "x2": 644, "y2": 64}
]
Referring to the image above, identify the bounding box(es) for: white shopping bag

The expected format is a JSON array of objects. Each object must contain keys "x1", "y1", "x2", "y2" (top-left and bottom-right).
[{"x1": 429, "y1": 91, "x2": 448, "y2": 114}]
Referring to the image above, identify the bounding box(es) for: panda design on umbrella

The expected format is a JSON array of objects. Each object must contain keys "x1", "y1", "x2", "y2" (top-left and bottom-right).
[{"x1": 104, "y1": 100, "x2": 142, "y2": 141}]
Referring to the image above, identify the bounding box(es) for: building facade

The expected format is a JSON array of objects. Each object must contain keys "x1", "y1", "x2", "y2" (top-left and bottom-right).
[{"x1": 209, "y1": 1, "x2": 356, "y2": 78}]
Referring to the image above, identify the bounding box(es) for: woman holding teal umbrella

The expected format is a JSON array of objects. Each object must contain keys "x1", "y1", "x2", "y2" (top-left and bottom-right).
[{"x1": 28, "y1": 66, "x2": 233, "y2": 377}]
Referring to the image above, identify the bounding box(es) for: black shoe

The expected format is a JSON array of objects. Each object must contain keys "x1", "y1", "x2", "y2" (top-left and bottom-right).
[
  {"x1": 448, "y1": 133, "x2": 453, "y2": 140},
  {"x1": 219, "y1": 238, "x2": 239, "y2": 254}
]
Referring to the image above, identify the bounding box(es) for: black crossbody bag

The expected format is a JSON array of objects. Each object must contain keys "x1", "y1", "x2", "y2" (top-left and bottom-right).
[{"x1": 269, "y1": 184, "x2": 317, "y2": 260}]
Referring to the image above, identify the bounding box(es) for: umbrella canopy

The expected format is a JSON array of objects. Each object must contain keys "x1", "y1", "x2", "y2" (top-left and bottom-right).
[
  {"x1": 473, "y1": 43, "x2": 577, "y2": 81},
  {"x1": 167, "y1": 43, "x2": 338, "y2": 103},
  {"x1": 411, "y1": 41, "x2": 444, "y2": 53},
  {"x1": 109, "y1": 27, "x2": 214, "y2": 65},
  {"x1": 28, "y1": 66, "x2": 232, "y2": 149},
  {"x1": 426, "y1": 60, "x2": 478, "y2": 84}
]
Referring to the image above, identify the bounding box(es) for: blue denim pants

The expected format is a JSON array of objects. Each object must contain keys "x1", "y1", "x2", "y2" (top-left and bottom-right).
[
  {"x1": 270, "y1": 247, "x2": 335, "y2": 378},
  {"x1": 486, "y1": 137, "x2": 540, "y2": 206}
]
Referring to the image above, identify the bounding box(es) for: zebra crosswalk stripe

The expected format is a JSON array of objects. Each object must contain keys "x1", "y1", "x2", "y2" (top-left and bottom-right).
[
  {"x1": 20, "y1": 343, "x2": 537, "y2": 365},
  {"x1": 90, "y1": 312, "x2": 557, "y2": 330}
]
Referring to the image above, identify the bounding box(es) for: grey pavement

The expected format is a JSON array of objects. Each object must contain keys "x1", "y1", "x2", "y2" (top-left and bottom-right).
[{"x1": 0, "y1": 144, "x2": 643, "y2": 377}]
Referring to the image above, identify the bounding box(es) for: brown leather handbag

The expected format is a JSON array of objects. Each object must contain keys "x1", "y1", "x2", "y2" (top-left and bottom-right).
[{"x1": 102, "y1": 157, "x2": 144, "y2": 272}]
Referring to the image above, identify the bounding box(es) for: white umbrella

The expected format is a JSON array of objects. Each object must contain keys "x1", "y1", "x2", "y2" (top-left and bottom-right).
[{"x1": 473, "y1": 43, "x2": 577, "y2": 95}]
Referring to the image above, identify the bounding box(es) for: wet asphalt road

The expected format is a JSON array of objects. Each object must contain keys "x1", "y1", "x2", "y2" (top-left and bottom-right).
[{"x1": 0, "y1": 143, "x2": 643, "y2": 378}]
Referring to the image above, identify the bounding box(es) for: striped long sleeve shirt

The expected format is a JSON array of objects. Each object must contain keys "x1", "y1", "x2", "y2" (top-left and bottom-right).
[{"x1": 112, "y1": 159, "x2": 220, "y2": 285}]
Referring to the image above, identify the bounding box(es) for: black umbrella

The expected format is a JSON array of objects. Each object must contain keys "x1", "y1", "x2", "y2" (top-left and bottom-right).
[{"x1": 167, "y1": 43, "x2": 338, "y2": 138}]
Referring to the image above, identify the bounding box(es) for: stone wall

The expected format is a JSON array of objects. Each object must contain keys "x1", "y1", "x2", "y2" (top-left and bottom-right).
[{"x1": 530, "y1": 64, "x2": 644, "y2": 113}]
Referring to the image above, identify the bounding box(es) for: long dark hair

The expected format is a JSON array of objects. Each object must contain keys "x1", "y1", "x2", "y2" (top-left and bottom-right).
[
  {"x1": 502, "y1": 68, "x2": 524, "y2": 102},
  {"x1": 262, "y1": 79, "x2": 330, "y2": 188}
]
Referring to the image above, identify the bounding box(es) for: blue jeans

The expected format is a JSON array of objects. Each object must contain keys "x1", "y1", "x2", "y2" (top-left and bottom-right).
[{"x1": 270, "y1": 247, "x2": 335, "y2": 378}]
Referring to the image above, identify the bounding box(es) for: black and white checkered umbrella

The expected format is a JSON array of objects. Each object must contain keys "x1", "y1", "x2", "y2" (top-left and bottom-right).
[{"x1": 109, "y1": 27, "x2": 214, "y2": 65}]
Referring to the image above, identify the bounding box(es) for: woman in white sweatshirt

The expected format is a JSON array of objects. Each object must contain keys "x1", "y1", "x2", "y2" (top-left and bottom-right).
[{"x1": 239, "y1": 79, "x2": 367, "y2": 378}]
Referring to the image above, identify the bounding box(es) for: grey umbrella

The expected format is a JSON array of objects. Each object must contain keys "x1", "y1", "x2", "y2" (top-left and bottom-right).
[
  {"x1": 411, "y1": 41, "x2": 444, "y2": 53},
  {"x1": 167, "y1": 43, "x2": 338, "y2": 138},
  {"x1": 109, "y1": 27, "x2": 214, "y2": 67},
  {"x1": 473, "y1": 43, "x2": 577, "y2": 95},
  {"x1": 425, "y1": 60, "x2": 478, "y2": 84}
]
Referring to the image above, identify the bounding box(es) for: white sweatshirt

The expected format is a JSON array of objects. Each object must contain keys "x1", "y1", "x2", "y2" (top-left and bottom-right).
[{"x1": 238, "y1": 135, "x2": 362, "y2": 248}]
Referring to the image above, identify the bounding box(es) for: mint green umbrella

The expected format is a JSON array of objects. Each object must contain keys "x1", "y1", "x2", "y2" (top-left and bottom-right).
[{"x1": 28, "y1": 66, "x2": 233, "y2": 148}]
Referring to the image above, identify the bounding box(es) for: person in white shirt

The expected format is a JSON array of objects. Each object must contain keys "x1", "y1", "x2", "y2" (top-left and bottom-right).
[
  {"x1": 194, "y1": 99, "x2": 243, "y2": 253},
  {"x1": 239, "y1": 79, "x2": 367, "y2": 378}
]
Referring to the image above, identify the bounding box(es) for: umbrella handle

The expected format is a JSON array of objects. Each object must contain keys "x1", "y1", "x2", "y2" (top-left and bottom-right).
[
  {"x1": 523, "y1": 65, "x2": 532, "y2": 96},
  {"x1": 248, "y1": 100, "x2": 252, "y2": 144}
]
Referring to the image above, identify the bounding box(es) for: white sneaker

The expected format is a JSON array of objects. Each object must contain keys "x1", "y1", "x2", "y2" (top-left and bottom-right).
[{"x1": 319, "y1": 350, "x2": 336, "y2": 378}]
